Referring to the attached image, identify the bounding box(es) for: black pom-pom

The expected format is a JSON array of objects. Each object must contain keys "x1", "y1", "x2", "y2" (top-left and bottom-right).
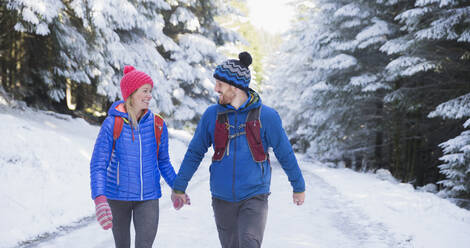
[{"x1": 238, "y1": 52, "x2": 252, "y2": 68}]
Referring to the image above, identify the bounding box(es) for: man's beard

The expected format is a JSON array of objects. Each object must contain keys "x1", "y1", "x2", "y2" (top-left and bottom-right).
[{"x1": 218, "y1": 89, "x2": 236, "y2": 105}]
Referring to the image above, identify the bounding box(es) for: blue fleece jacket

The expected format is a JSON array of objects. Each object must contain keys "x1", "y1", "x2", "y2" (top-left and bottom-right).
[
  {"x1": 173, "y1": 90, "x2": 305, "y2": 202},
  {"x1": 90, "y1": 100, "x2": 176, "y2": 201}
]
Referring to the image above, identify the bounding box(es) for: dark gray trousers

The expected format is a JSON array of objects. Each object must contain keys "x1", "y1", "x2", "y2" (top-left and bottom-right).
[
  {"x1": 108, "y1": 199, "x2": 159, "y2": 248},
  {"x1": 212, "y1": 194, "x2": 269, "y2": 248}
]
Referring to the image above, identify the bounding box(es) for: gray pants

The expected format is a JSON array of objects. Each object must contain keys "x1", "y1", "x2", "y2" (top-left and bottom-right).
[
  {"x1": 212, "y1": 194, "x2": 269, "y2": 248},
  {"x1": 108, "y1": 199, "x2": 159, "y2": 248}
]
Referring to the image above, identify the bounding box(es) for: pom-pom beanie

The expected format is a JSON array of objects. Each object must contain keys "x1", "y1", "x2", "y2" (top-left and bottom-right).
[
  {"x1": 120, "y1": 66, "x2": 154, "y2": 101},
  {"x1": 213, "y1": 52, "x2": 252, "y2": 91}
]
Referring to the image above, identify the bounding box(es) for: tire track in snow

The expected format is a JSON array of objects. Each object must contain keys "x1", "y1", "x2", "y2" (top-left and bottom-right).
[{"x1": 295, "y1": 162, "x2": 413, "y2": 248}]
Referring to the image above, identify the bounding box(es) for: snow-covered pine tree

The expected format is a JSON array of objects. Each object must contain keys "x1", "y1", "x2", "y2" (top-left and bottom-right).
[
  {"x1": 420, "y1": 0, "x2": 470, "y2": 197},
  {"x1": 435, "y1": 128, "x2": 470, "y2": 199},
  {"x1": 384, "y1": 0, "x2": 470, "y2": 185},
  {"x1": 161, "y1": 0, "x2": 241, "y2": 128},
  {"x1": 265, "y1": 0, "x2": 398, "y2": 170},
  {"x1": 86, "y1": 0, "x2": 175, "y2": 114},
  {"x1": 5, "y1": 0, "x2": 97, "y2": 105},
  {"x1": 4, "y1": 0, "x2": 239, "y2": 125},
  {"x1": 4, "y1": 0, "x2": 173, "y2": 111},
  {"x1": 264, "y1": 1, "x2": 339, "y2": 156}
]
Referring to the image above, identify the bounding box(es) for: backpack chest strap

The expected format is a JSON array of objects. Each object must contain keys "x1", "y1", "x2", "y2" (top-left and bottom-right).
[{"x1": 229, "y1": 131, "x2": 246, "y2": 139}]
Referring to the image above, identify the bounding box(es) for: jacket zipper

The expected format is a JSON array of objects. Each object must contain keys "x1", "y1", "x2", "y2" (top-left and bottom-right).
[
  {"x1": 117, "y1": 161, "x2": 120, "y2": 185},
  {"x1": 232, "y1": 113, "x2": 237, "y2": 201},
  {"x1": 138, "y1": 124, "x2": 143, "y2": 200},
  {"x1": 107, "y1": 148, "x2": 115, "y2": 184}
]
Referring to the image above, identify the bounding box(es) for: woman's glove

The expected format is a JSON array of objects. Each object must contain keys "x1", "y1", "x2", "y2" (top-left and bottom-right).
[
  {"x1": 171, "y1": 191, "x2": 191, "y2": 210},
  {"x1": 94, "y1": 195, "x2": 113, "y2": 230}
]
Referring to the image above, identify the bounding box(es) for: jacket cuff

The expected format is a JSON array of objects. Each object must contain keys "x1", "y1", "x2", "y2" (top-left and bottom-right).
[
  {"x1": 94, "y1": 195, "x2": 107, "y2": 204},
  {"x1": 293, "y1": 185, "x2": 305, "y2": 193}
]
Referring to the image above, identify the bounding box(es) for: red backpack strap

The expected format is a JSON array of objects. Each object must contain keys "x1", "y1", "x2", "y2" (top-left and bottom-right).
[
  {"x1": 212, "y1": 111, "x2": 230, "y2": 161},
  {"x1": 113, "y1": 116, "x2": 124, "y2": 151},
  {"x1": 245, "y1": 106, "x2": 267, "y2": 162},
  {"x1": 154, "y1": 114, "x2": 164, "y2": 157}
]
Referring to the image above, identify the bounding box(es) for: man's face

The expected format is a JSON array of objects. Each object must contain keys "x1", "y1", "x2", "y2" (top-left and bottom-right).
[{"x1": 215, "y1": 79, "x2": 236, "y2": 105}]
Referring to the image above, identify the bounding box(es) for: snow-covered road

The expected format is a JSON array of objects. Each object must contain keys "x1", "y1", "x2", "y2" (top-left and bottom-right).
[{"x1": 22, "y1": 158, "x2": 452, "y2": 248}]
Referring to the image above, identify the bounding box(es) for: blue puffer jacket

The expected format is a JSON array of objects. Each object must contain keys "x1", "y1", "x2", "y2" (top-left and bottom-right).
[
  {"x1": 90, "y1": 100, "x2": 176, "y2": 201},
  {"x1": 173, "y1": 90, "x2": 305, "y2": 202}
]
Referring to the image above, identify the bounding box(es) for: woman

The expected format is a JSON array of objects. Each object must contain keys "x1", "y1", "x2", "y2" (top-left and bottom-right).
[{"x1": 90, "y1": 65, "x2": 179, "y2": 248}]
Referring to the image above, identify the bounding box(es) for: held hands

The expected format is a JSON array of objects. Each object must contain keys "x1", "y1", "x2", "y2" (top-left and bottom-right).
[
  {"x1": 94, "y1": 195, "x2": 113, "y2": 230},
  {"x1": 293, "y1": 192, "x2": 305, "y2": 206},
  {"x1": 171, "y1": 190, "x2": 191, "y2": 210}
]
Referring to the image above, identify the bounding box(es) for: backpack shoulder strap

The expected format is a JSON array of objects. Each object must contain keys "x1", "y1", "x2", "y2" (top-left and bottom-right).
[
  {"x1": 217, "y1": 111, "x2": 229, "y2": 123},
  {"x1": 212, "y1": 110, "x2": 232, "y2": 161},
  {"x1": 246, "y1": 106, "x2": 262, "y2": 124},
  {"x1": 245, "y1": 106, "x2": 267, "y2": 162},
  {"x1": 113, "y1": 116, "x2": 124, "y2": 151},
  {"x1": 154, "y1": 114, "x2": 164, "y2": 157},
  {"x1": 112, "y1": 102, "x2": 128, "y2": 150}
]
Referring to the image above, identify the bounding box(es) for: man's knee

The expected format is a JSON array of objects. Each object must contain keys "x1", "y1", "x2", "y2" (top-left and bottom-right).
[{"x1": 240, "y1": 232, "x2": 262, "y2": 248}]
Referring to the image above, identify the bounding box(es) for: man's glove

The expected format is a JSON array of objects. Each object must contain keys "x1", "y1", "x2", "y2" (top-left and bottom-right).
[{"x1": 94, "y1": 195, "x2": 113, "y2": 230}]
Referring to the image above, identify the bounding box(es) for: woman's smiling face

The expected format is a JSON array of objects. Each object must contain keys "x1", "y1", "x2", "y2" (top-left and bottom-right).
[{"x1": 131, "y1": 84, "x2": 152, "y2": 111}]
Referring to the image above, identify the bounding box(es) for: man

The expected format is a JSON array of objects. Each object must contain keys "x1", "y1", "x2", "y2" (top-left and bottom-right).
[{"x1": 172, "y1": 52, "x2": 306, "y2": 248}]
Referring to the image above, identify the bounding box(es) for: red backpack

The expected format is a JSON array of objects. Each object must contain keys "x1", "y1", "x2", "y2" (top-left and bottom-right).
[
  {"x1": 112, "y1": 114, "x2": 165, "y2": 156},
  {"x1": 212, "y1": 106, "x2": 267, "y2": 162}
]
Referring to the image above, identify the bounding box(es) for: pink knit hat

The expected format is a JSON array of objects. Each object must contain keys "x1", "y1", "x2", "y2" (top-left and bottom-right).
[{"x1": 120, "y1": 65, "x2": 154, "y2": 101}]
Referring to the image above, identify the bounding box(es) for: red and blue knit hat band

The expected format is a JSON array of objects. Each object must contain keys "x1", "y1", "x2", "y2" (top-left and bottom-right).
[
  {"x1": 120, "y1": 65, "x2": 154, "y2": 101},
  {"x1": 213, "y1": 52, "x2": 252, "y2": 91}
]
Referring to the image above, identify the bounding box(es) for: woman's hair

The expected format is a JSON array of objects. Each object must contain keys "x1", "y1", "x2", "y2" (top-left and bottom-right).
[{"x1": 124, "y1": 93, "x2": 142, "y2": 128}]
